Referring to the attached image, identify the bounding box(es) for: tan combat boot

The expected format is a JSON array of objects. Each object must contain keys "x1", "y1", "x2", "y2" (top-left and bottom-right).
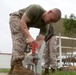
[
  {"x1": 43, "y1": 68, "x2": 49, "y2": 75},
  {"x1": 7, "y1": 65, "x2": 14, "y2": 75},
  {"x1": 12, "y1": 60, "x2": 34, "y2": 75},
  {"x1": 51, "y1": 68, "x2": 55, "y2": 73}
]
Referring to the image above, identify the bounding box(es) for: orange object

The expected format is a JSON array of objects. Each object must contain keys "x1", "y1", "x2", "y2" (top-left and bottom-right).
[{"x1": 31, "y1": 42, "x2": 38, "y2": 55}]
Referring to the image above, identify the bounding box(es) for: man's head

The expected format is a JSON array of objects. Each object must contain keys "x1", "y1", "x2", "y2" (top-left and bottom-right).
[{"x1": 42, "y1": 8, "x2": 61, "y2": 24}]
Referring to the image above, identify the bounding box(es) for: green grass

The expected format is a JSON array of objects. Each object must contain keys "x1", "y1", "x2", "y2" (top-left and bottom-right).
[
  {"x1": 0, "y1": 68, "x2": 9, "y2": 73},
  {"x1": 42, "y1": 70, "x2": 76, "y2": 75},
  {"x1": 0, "y1": 69, "x2": 76, "y2": 75},
  {"x1": 49, "y1": 71, "x2": 76, "y2": 75}
]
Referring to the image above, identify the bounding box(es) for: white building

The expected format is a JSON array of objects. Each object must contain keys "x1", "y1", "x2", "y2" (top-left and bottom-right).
[{"x1": 0, "y1": 53, "x2": 11, "y2": 68}]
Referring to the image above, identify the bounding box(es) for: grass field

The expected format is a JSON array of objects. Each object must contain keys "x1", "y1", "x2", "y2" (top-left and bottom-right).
[
  {"x1": 48, "y1": 71, "x2": 76, "y2": 75},
  {"x1": 0, "y1": 69, "x2": 76, "y2": 75},
  {"x1": 0, "y1": 68, "x2": 9, "y2": 73},
  {"x1": 42, "y1": 69, "x2": 76, "y2": 75}
]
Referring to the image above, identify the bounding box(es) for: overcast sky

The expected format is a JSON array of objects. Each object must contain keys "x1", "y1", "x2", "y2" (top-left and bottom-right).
[{"x1": 0, "y1": 0, "x2": 76, "y2": 53}]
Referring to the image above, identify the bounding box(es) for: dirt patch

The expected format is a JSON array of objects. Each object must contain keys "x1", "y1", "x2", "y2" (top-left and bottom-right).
[{"x1": 63, "y1": 66, "x2": 76, "y2": 71}]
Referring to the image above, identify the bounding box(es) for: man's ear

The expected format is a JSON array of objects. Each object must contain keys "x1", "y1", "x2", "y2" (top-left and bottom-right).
[{"x1": 48, "y1": 10, "x2": 52, "y2": 13}]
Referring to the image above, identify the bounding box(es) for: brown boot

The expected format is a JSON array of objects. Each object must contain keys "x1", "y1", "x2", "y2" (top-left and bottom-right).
[
  {"x1": 43, "y1": 68, "x2": 49, "y2": 75},
  {"x1": 51, "y1": 68, "x2": 55, "y2": 73},
  {"x1": 12, "y1": 60, "x2": 34, "y2": 75},
  {"x1": 7, "y1": 65, "x2": 14, "y2": 75}
]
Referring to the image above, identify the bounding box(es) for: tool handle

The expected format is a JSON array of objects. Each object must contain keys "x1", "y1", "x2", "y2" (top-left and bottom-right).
[{"x1": 24, "y1": 44, "x2": 31, "y2": 53}]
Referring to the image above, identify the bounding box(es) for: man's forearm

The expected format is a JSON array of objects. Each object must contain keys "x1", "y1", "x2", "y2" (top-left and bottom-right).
[
  {"x1": 36, "y1": 34, "x2": 45, "y2": 51},
  {"x1": 20, "y1": 13, "x2": 32, "y2": 38},
  {"x1": 45, "y1": 33, "x2": 54, "y2": 42},
  {"x1": 20, "y1": 20, "x2": 32, "y2": 38}
]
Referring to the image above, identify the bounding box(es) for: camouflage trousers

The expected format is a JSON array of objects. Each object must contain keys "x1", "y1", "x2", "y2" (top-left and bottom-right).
[
  {"x1": 9, "y1": 13, "x2": 26, "y2": 66},
  {"x1": 44, "y1": 36, "x2": 57, "y2": 70}
]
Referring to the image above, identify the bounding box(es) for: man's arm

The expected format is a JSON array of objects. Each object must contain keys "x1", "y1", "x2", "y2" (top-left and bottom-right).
[
  {"x1": 35, "y1": 34, "x2": 45, "y2": 51},
  {"x1": 45, "y1": 25, "x2": 54, "y2": 42},
  {"x1": 20, "y1": 13, "x2": 34, "y2": 44},
  {"x1": 44, "y1": 31, "x2": 54, "y2": 42}
]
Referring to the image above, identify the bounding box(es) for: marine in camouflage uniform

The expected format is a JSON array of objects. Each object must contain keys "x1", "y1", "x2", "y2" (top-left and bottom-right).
[
  {"x1": 8, "y1": 4, "x2": 61, "y2": 75},
  {"x1": 43, "y1": 25, "x2": 57, "y2": 75},
  {"x1": 8, "y1": 4, "x2": 48, "y2": 75},
  {"x1": 9, "y1": 5, "x2": 47, "y2": 62}
]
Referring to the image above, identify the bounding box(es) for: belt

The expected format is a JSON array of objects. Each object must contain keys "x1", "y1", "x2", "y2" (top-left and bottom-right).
[{"x1": 9, "y1": 13, "x2": 21, "y2": 18}]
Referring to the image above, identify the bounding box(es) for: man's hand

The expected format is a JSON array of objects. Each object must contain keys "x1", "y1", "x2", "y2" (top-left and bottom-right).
[{"x1": 25, "y1": 37, "x2": 34, "y2": 46}]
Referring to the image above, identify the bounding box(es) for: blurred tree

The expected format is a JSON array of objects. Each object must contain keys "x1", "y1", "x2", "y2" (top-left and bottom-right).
[
  {"x1": 63, "y1": 14, "x2": 76, "y2": 66},
  {"x1": 63, "y1": 14, "x2": 76, "y2": 37}
]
